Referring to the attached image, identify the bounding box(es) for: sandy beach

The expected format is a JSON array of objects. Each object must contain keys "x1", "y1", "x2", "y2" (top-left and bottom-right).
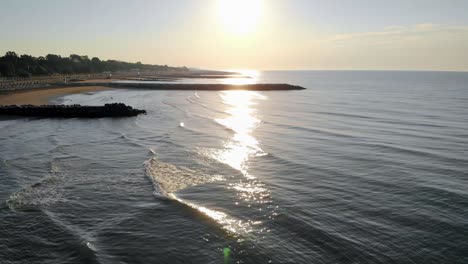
[{"x1": 0, "y1": 86, "x2": 111, "y2": 105}]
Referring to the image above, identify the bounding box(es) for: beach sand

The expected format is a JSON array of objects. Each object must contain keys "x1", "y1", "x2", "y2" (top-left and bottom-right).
[{"x1": 0, "y1": 86, "x2": 111, "y2": 105}]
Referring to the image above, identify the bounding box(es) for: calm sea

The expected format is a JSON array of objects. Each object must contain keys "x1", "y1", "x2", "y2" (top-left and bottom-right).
[{"x1": 1, "y1": 71, "x2": 468, "y2": 263}]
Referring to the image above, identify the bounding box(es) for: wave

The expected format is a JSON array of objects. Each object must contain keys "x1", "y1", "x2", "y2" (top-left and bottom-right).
[
  {"x1": 0, "y1": 119, "x2": 19, "y2": 130},
  {"x1": 177, "y1": 121, "x2": 228, "y2": 140},
  {"x1": 265, "y1": 121, "x2": 361, "y2": 140},
  {"x1": 315, "y1": 111, "x2": 375, "y2": 120},
  {"x1": 185, "y1": 96, "x2": 196, "y2": 104},
  {"x1": 187, "y1": 96, "x2": 229, "y2": 115},
  {"x1": 144, "y1": 157, "x2": 223, "y2": 196},
  {"x1": 6, "y1": 175, "x2": 64, "y2": 210},
  {"x1": 162, "y1": 99, "x2": 187, "y2": 114},
  {"x1": 144, "y1": 156, "x2": 254, "y2": 234},
  {"x1": 6, "y1": 160, "x2": 64, "y2": 211},
  {"x1": 44, "y1": 210, "x2": 102, "y2": 264},
  {"x1": 362, "y1": 142, "x2": 468, "y2": 164}
]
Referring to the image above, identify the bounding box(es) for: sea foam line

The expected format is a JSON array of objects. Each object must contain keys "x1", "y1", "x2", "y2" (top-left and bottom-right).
[{"x1": 144, "y1": 157, "x2": 254, "y2": 235}]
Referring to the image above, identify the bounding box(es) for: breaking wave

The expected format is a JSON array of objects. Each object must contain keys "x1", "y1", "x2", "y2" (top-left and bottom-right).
[
  {"x1": 144, "y1": 156, "x2": 254, "y2": 234},
  {"x1": 144, "y1": 157, "x2": 223, "y2": 196},
  {"x1": 6, "y1": 160, "x2": 64, "y2": 210},
  {"x1": 6, "y1": 175, "x2": 64, "y2": 210}
]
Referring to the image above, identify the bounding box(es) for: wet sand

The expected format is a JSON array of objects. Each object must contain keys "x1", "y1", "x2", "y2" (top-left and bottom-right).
[{"x1": 0, "y1": 86, "x2": 111, "y2": 105}]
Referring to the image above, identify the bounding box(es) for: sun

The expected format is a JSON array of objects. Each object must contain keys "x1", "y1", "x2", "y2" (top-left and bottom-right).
[{"x1": 218, "y1": 0, "x2": 262, "y2": 35}]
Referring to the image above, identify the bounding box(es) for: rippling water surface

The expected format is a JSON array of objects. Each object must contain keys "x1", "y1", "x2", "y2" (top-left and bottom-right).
[{"x1": 1, "y1": 71, "x2": 468, "y2": 263}]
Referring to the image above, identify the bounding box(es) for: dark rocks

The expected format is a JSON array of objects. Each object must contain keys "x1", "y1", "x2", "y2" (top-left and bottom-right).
[{"x1": 0, "y1": 103, "x2": 146, "y2": 118}]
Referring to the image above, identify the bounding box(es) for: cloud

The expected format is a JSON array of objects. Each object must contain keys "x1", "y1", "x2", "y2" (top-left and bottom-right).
[
  {"x1": 327, "y1": 24, "x2": 468, "y2": 42},
  {"x1": 300, "y1": 24, "x2": 468, "y2": 71}
]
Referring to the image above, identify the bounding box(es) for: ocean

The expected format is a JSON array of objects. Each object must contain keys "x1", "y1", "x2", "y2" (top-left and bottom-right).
[{"x1": 1, "y1": 71, "x2": 468, "y2": 263}]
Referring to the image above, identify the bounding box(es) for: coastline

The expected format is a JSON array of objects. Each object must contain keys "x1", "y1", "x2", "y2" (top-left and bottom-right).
[{"x1": 0, "y1": 86, "x2": 111, "y2": 105}]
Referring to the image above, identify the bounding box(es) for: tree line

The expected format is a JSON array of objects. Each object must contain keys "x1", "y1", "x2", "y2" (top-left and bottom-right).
[{"x1": 0, "y1": 51, "x2": 188, "y2": 77}]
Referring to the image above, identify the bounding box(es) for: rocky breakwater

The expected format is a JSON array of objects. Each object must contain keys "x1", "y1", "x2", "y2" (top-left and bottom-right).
[
  {"x1": 0, "y1": 103, "x2": 146, "y2": 118},
  {"x1": 108, "y1": 83, "x2": 306, "y2": 91}
]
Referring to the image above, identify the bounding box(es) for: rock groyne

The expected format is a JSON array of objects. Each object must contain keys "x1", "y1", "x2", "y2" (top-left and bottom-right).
[
  {"x1": 108, "y1": 83, "x2": 305, "y2": 90},
  {"x1": 0, "y1": 103, "x2": 146, "y2": 118}
]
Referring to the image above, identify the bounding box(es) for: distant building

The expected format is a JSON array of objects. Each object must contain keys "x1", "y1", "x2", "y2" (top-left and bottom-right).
[
  {"x1": 130, "y1": 68, "x2": 140, "y2": 75},
  {"x1": 102, "y1": 71, "x2": 112, "y2": 78}
]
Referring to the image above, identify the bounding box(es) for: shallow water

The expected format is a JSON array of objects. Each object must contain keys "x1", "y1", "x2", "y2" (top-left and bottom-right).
[{"x1": 1, "y1": 71, "x2": 468, "y2": 263}]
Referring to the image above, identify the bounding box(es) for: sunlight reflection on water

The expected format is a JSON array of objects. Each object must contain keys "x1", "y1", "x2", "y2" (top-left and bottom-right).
[
  {"x1": 192, "y1": 89, "x2": 274, "y2": 235},
  {"x1": 213, "y1": 90, "x2": 266, "y2": 178},
  {"x1": 169, "y1": 193, "x2": 255, "y2": 235}
]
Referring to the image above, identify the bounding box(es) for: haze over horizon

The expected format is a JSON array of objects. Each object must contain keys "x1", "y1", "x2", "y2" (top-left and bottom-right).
[{"x1": 1, "y1": 0, "x2": 468, "y2": 71}]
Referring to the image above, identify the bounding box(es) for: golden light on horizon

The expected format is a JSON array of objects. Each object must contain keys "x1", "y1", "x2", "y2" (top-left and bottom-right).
[
  {"x1": 218, "y1": 0, "x2": 262, "y2": 35},
  {"x1": 222, "y1": 69, "x2": 259, "y2": 85}
]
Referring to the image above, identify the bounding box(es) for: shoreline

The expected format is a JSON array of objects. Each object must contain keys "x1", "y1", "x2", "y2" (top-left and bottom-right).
[{"x1": 0, "y1": 86, "x2": 111, "y2": 105}]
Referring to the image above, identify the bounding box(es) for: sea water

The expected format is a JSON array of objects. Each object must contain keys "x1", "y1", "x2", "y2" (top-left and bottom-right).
[{"x1": 1, "y1": 71, "x2": 468, "y2": 263}]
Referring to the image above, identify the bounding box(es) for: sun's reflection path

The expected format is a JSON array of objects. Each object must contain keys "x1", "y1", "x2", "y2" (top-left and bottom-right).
[
  {"x1": 211, "y1": 90, "x2": 276, "y2": 215},
  {"x1": 192, "y1": 90, "x2": 279, "y2": 236},
  {"x1": 213, "y1": 90, "x2": 266, "y2": 178}
]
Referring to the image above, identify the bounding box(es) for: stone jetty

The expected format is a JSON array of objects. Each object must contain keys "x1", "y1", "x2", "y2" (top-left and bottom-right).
[
  {"x1": 107, "y1": 83, "x2": 305, "y2": 90},
  {"x1": 0, "y1": 103, "x2": 146, "y2": 118}
]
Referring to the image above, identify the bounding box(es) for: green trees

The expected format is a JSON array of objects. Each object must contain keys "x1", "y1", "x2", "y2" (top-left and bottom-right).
[
  {"x1": 0, "y1": 52, "x2": 19, "y2": 77},
  {"x1": 0, "y1": 51, "x2": 187, "y2": 77}
]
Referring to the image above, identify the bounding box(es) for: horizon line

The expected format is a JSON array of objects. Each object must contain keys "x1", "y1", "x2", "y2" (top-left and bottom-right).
[{"x1": 218, "y1": 69, "x2": 468, "y2": 73}]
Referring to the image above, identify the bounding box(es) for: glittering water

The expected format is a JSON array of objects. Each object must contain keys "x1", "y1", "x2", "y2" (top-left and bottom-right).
[{"x1": 1, "y1": 71, "x2": 468, "y2": 263}]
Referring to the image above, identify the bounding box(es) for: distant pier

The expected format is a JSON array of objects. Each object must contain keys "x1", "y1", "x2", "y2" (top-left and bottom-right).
[{"x1": 107, "y1": 82, "x2": 306, "y2": 91}]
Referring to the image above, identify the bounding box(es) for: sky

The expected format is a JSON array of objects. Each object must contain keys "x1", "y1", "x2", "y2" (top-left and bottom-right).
[{"x1": 1, "y1": 0, "x2": 468, "y2": 71}]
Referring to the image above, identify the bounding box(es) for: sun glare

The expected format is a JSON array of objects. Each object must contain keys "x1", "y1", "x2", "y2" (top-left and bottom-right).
[{"x1": 218, "y1": 0, "x2": 262, "y2": 35}]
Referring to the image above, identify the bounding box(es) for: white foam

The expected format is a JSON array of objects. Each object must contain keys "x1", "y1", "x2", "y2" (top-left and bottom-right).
[
  {"x1": 144, "y1": 157, "x2": 254, "y2": 234},
  {"x1": 144, "y1": 157, "x2": 223, "y2": 195},
  {"x1": 7, "y1": 175, "x2": 64, "y2": 210}
]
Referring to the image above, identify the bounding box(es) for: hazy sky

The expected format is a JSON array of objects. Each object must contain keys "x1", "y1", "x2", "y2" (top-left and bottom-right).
[{"x1": 1, "y1": 0, "x2": 468, "y2": 71}]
